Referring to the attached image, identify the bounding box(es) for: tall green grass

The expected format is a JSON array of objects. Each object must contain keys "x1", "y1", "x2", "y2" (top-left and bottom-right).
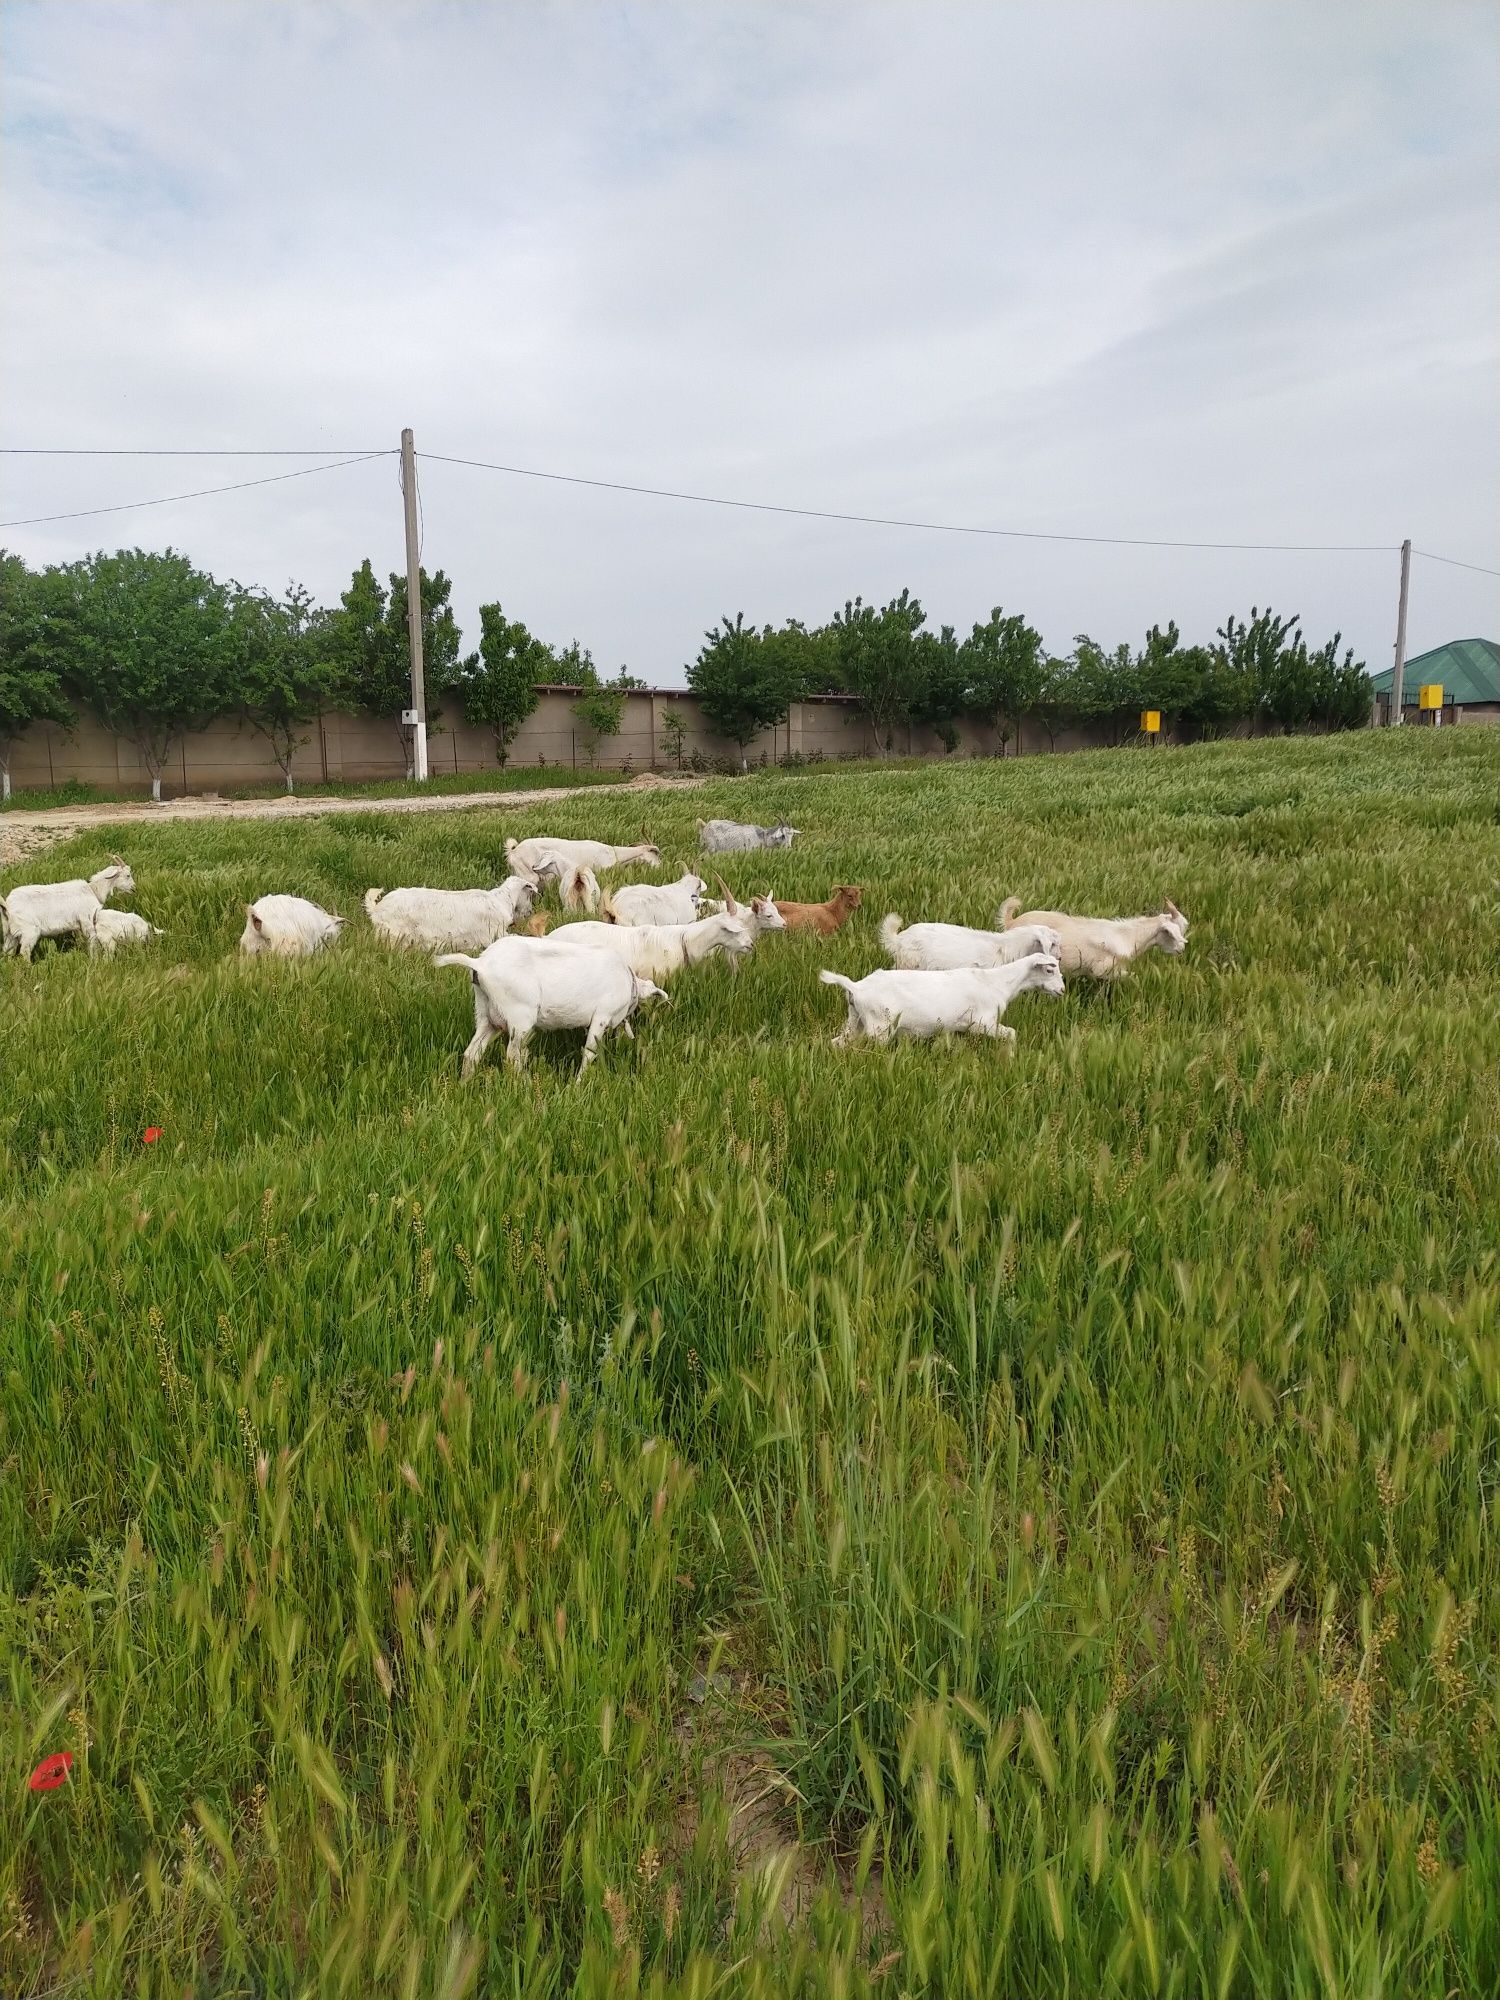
[{"x1": 3, "y1": 731, "x2": 1497, "y2": 1996}]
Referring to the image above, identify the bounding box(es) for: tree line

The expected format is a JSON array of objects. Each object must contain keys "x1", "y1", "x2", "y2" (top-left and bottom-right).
[
  {"x1": 1, "y1": 544, "x2": 1370, "y2": 799},
  {"x1": 0, "y1": 547, "x2": 637, "y2": 798},
  {"x1": 685, "y1": 591, "x2": 1372, "y2": 764}
]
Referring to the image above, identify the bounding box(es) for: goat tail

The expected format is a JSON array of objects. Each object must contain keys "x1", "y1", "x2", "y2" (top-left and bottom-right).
[
  {"x1": 998, "y1": 896, "x2": 1022, "y2": 928},
  {"x1": 434, "y1": 952, "x2": 482, "y2": 972},
  {"x1": 363, "y1": 887, "x2": 385, "y2": 917},
  {"x1": 818, "y1": 969, "x2": 855, "y2": 994},
  {"x1": 560, "y1": 866, "x2": 595, "y2": 913},
  {"x1": 878, "y1": 912, "x2": 903, "y2": 957}
]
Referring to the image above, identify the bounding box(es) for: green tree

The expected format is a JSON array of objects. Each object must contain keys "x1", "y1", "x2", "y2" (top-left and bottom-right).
[
  {"x1": 1031, "y1": 654, "x2": 1074, "y2": 751},
  {"x1": 1311, "y1": 635, "x2": 1371, "y2": 732},
  {"x1": 911, "y1": 624, "x2": 968, "y2": 752},
  {"x1": 325, "y1": 557, "x2": 394, "y2": 716},
  {"x1": 550, "y1": 643, "x2": 628, "y2": 764},
  {"x1": 826, "y1": 588, "x2": 927, "y2": 753},
  {"x1": 60, "y1": 547, "x2": 235, "y2": 801},
  {"x1": 231, "y1": 582, "x2": 336, "y2": 793},
  {"x1": 329, "y1": 561, "x2": 471, "y2": 776},
  {"x1": 1214, "y1": 608, "x2": 1299, "y2": 735},
  {"x1": 688, "y1": 613, "x2": 806, "y2": 769},
  {"x1": 658, "y1": 706, "x2": 689, "y2": 769},
  {"x1": 459, "y1": 603, "x2": 553, "y2": 766},
  {"x1": 1136, "y1": 620, "x2": 1212, "y2": 735},
  {"x1": 961, "y1": 606, "x2": 1046, "y2": 755},
  {"x1": 0, "y1": 552, "x2": 72, "y2": 800},
  {"x1": 1063, "y1": 635, "x2": 1140, "y2": 746},
  {"x1": 1187, "y1": 646, "x2": 1258, "y2": 738}
]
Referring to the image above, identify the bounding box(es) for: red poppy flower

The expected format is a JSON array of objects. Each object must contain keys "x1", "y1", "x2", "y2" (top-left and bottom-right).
[
  {"x1": 142, "y1": 1127, "x2": 163, "y2": 1145},
  {"x1": 28, "y1": 1751, "x2": 73, "y2": 1792}
]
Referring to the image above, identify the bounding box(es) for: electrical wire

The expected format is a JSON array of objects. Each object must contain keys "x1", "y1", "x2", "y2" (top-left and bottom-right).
[
  {"x1": 0, "y1": 452, "x2": 395, "y2": 529},
  {"x1": 414, "y1": 449, "x2": 1396, "y2": 556},
  {"x1": 0, "y1": 446, "x2": 391, "y2": 457},
  {"x1": 4, "y1": 440, "x2": 1495, "y2": 576},
  {"x1": 1412, "y1": 547, "x2": 1500, "y2": 581}
]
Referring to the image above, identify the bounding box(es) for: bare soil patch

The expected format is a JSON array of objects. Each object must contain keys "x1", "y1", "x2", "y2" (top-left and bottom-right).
[{"x1": 0, "y1": 770, "x2": 704, "y2": 867}]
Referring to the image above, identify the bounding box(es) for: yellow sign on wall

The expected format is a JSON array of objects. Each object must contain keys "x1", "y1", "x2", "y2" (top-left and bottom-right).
[
  {"x1": 1418, "y1": 684, "x2": 1444, "y2": 711},
  {"x1": 1141, "y1": 710, "x2": 1162, "y2": 734}
]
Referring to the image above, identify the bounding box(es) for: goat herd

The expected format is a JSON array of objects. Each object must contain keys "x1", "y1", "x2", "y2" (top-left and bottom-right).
[{"x1": 0, "y1": 813, "x2": 1191, "y2": 1076}]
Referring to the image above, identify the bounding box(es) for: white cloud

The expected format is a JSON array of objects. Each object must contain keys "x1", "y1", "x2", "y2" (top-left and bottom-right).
[{"x1": 3, "y1": 0, "x2": 1497, "y2": 680}]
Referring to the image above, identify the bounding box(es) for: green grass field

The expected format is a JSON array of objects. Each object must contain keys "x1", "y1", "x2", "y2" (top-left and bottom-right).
[{"x1": 3, "y1": 732, "x2": 1498, "y2": 1998}]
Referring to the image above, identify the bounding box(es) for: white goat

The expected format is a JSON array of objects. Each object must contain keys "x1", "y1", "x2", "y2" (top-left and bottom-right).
[
  {"x1": 878, "y1": 912, "x2": 1060, "y2": 971},
  {"x1": 603, "y1": 869, "x2": 706, "y2": 927},
  {"x1": 88, "y1": 908, "x2": 163, "y2": 955},
  {"x1": 696, "y1": 818, "x2": 800, "y2": 853},
  {"x1": 364, "y1": 878, "x2": 536, "y2": 954},
  {"x1": 706, "y1": 878, "x2": 787, "y2": 939},
  {"x1": 0, "y1": 862, "x2": 136, "y2": 961},
  {"x1": 505, "y1": 835, "x2": 662, "y2": 879},
  {"x1": 436, "y1": 936, "x2": 669, "y2": 1077},
  {"x1": 999, "y1": 897, "x2": 1188, "y2": 979},
  {"x1": 239, "y1": 895, "x2": 345, "y2": 957},
  {"x1": 818, "y1": 952, "x2": 1064, "y2": 1047},
  {"x1": 547, "y1": 911, "x2": 753, "y2": 981}
]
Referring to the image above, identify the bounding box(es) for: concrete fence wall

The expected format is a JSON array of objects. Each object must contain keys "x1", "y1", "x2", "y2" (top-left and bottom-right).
[{"x1": 6, "y1": 686, "x2": 1185, "y2": 797}]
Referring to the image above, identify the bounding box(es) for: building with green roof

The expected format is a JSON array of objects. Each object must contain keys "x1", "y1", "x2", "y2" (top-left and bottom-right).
[{"x1": 1370, "y1": 639, "x2": 1500, "y2": 724}]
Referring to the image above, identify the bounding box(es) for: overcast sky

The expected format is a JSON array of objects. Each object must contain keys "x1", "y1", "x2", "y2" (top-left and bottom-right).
[{"x1": 3, "y1": 1, "x2": 1497, "y2": 684}]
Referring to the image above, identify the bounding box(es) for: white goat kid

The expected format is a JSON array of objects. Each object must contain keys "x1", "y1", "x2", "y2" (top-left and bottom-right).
[
  {"x1": 549, "y1": 911, "x2": 753, "y2": 981},
  {"x1": 239, "y1": 895, "x2": 345, "y2": 957},
  {"x1": 819, "y1": 952, "x2": 1065, "y2": 1048},
  {"x1": 364, "y1": 878, "x2": 536, "y2": 953},
  {"x1": 88, "y1": 908, "x2": 163, "y2": 955},
  {"x1": 603, "y1": 870, "x2": 706, "y2": 926},
  {"x1": 0, "y1": 861, "x2": 136, "y2": 961},
  {"x1": 436, "y1": 936, "x2": 669, "y2": 1077},
  {"x1": 696, "y1": 818, "x2": 799, "y2": 853},
  {"x1": 505, "y1": 835, "x2": 662, "y2": 879},
  {"x1": 999, "y1": 897, "x2": 1188, "y2": 979},
  {"x1": 707, "y1": 878, "x2": 787, "y2": 938},
  {"x1": 878, "y1": 913, "x2": 1060, "y2": 971}
]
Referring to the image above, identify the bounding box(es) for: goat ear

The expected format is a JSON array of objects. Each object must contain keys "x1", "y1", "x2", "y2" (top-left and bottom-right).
[{"x1": 250, "y1": 909, "x2": 264, "y2": 932}]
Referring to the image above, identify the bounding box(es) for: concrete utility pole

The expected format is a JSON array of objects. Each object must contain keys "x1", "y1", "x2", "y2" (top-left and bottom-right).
[
  {"x1": 400, "y1": 427, "x2": 429, "y2": 780},
  {"x1": 1389, "y1": 537, "x2": 1411, "y2": 726}
]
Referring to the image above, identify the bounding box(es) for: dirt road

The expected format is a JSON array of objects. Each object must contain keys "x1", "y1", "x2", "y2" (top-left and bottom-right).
[{"x1": 0, "y1": 771, "x2": 705, "y2": 867}]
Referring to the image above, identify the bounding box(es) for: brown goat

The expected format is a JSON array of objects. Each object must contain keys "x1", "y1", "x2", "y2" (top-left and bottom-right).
[{"x1": 773, "y1": 885, "x2": 863, "y2": 936}]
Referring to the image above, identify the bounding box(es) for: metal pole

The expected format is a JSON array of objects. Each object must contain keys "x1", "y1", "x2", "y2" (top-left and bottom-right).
[
  {"x1": 400, "y1": 428, "x2": 428, "y2": 780},
  {"x1": 1389, "y1": 537, "x2": 1411, "y2": 726}
]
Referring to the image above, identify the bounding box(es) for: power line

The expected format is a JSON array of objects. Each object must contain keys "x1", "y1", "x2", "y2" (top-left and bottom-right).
[
  {"x1": 415, "y1": 449, "x2": 1396, "y2": 556},
  {"x1": 0, "y1": 453, "x2": 394, "y2": 529},
  {"x1": 0, "y1": 446, "x2": 391, "y2": 457},
  {"x1": 3, "y1": 438, "x2": 1495, "y2": 576},
  {"x1": 1412, "y1": 547, "x2": 1500, "y2": 581}
]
